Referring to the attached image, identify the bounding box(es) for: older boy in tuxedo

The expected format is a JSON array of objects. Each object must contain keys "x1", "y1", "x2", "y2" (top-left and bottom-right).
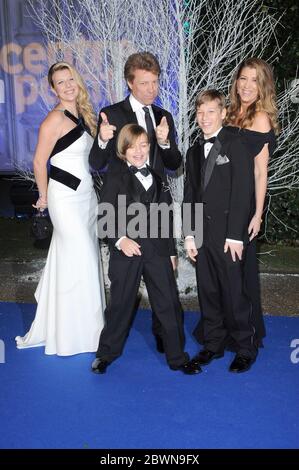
[
  {"x1": 184, "y1": 90, "x2": 257, "y2": 373},
  {"x1": 92, "y1": 124, "x2": 200, "y2": 375}
]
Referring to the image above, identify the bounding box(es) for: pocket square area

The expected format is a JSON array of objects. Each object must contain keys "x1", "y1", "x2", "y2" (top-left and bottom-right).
[{"x1": 216, "y1": 154, "x2": 230, "y2": 165}]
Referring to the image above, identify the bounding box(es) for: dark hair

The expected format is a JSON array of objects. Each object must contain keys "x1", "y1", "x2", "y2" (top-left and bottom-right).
[
  {"x1": 195, "y1": 89, "x2": 226, "y2": 111},
  {"x1": 117, "y1": 124, "x2": 149, "y2": 160},
  {"x1": 124, "y1": 52, "x2": 161, "y2": 83}
]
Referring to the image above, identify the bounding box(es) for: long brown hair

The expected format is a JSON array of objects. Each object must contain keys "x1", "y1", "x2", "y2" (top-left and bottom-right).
[
  {"x1": 226, "y1": 57, "x2": 279, "y2": 134},
  {"x1": 48, "y1": 62, "x2": 97, "y2": 137}
]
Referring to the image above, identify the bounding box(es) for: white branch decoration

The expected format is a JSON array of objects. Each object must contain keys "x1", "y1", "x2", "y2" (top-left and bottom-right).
[{"x1": 26, "y1": 0, "x2": 298, "y2": 230}]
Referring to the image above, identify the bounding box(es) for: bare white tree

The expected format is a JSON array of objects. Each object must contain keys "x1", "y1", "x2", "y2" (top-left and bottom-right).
[{"x1": 27, "y1": 0, "x2": 298, "y2": 214}]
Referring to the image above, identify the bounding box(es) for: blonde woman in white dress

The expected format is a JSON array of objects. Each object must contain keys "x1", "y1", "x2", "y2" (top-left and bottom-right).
[{"x1": 16, "y1": 62, "x2": 105, "y2": 355}]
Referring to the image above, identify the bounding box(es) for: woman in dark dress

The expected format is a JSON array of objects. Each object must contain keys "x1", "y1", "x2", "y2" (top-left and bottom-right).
[{"x1": 225, "y1": 57, "x2": 279, "y2": 349}]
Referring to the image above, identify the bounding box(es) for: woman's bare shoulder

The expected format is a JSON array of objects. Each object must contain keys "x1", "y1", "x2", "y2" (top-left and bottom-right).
[
  {"x1": 251, "y1": 111, "x2": 271, "y2": 132},
  {"x1": 39, "y1": 109, "x2": 65, "y2": 136}
]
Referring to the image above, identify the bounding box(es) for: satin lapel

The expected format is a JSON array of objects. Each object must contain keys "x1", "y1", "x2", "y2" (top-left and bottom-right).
[
  {"x1": 150, "y1": 105, "x2": 163, "y2": 168},
  {"x1": 121, "y1": 96, "x2": 138, "y2": 124},
  {"x1": 125, "y1": 172, "x2": 144, "y2": 203},
  {"x1": 203, "y1": 139, "x2": 222, "y2": 191},
  {"x1": 188, "y1": 143, "x2": 202, "y2": 193},
  {"x1": 152, "y1": 105, "x2": 163, "y2": 128},
  {"x1": 193, "y1": 144, "x2": 203, "y2": 183},
  {"x1": 149, "y1": 168, "x2": 161, "y2": 203}
]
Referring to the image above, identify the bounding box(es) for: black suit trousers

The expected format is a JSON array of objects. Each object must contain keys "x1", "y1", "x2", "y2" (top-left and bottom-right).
[
  {"x1": 194, "y1": 224, "x2": 257, "y2": 359},
  {"x1": 96, "y1": 241, "x2": 188, "y2": 368}
]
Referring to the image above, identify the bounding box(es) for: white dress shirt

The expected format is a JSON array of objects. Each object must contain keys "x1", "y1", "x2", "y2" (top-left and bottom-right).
[
  {"x1": 98, "y1": 94, "x2": 170, "y2": 154},
  {"x1": 115, "y1": 162, "x2": 153, "y2": 249},
  {"x1": 129, "y1": 95, "x2": 170, "y2": 151},
  {"x1": 203, "y1": 127, "x2": 222, "y2": 158}
]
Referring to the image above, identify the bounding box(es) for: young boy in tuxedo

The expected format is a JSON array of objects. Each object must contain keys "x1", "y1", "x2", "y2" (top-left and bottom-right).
[
  {"x1": 92, "y1": 124, "x2": 200, "y2": 375},
  {"x1": 184, "y1": 90, "x2": 257, "y2": 373}
]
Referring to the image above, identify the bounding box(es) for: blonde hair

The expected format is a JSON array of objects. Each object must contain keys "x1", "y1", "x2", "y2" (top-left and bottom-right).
[
  {"x1": 116, "y1": 124, "x2": 149, "y2": 160},
  {"x1": 226, "y1": 57, "x2": 279, "y2": 134},
  {"x1": 48, "y1": 62, "x2": 97, "y2": 137}
]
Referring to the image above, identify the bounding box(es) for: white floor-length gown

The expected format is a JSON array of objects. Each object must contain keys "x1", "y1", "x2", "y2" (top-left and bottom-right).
[{"x1": 16, "y1": 111, "x2": 105, "y2": 355}]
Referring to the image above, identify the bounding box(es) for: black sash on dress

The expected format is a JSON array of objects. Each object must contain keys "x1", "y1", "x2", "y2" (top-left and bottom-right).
[{"x1": 49, "y1": 165, "x2": 81, "y2": 191}]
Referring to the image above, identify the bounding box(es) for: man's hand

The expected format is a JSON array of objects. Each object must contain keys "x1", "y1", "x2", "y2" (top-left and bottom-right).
[
  {"x1": 155, "y1": 116, "x2": 169, "y2": 145},
  {"x1": 119, "y1": 237, "x2": 142, "y2": 257},
  {"x1": 224, "y1": 241, "x2": 243, "y2": 262},
  {"x1": 185, "y1": 237, "x2": 198, "y2": 262},
  {"x1": 99, "y1": 112, "x2": 117, "y2": 142}
]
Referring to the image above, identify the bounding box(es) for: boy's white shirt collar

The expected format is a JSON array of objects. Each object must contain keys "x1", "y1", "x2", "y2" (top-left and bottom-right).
[
  {"x1": 126, "y1": 161, "x2": 147, "y2": 170},
  {"x1": 203, "y1": 126, "x2": 223, "y2": 140}
]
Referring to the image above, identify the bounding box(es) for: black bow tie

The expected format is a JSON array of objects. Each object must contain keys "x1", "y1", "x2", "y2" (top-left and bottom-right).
[
  {"x1": 129, "y1": 165, "x2": 150, "y2": 177},
  {"x1": 204, "y1": 136, "x2": 216, "y2": 144}
]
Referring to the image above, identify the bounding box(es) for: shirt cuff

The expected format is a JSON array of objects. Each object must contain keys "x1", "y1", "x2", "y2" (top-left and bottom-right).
[
  {"x1": 184, "y1": 236, "x2": 196, "y2": 250},
  {"x1": 115, "y1": 236, "x2": 126, "y2": 250},
  {"x1": 158, "y1": 140, "x2": 170, "y2": 149},
  {"x1": 98, "y1": 135, "x2": 108, "y2": 149},
  {"x1": 225, "y1": 238, "x2": 243, "y2": 245}
]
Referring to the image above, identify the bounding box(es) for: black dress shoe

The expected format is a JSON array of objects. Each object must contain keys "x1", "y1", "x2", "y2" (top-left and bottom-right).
[
  {"x1": 91, "y1": 358, "x2": 110, "y2": 374},
  {"x1": 170, "y1": 360, "x2": 202, "y2": 375},
  {"x1": 154, "y1": 335, "x2": 165, "y2": 354},
  {"x1": 192, "y1": 349, "x2": 224, "y2": 366},
  {"x1": 229, "y1": 354, "x2": 255, "y2": 373}
]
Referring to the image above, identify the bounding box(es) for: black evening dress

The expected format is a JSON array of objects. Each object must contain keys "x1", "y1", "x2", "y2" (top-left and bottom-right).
[{"x1": 226, "y1": 127, "x2": 276, "y2": 348}]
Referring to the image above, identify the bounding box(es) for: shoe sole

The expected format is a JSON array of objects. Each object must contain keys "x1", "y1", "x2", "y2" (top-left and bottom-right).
[
  {"x1": 91, "y1": 367, "x2": 107, "y2": 374},
  {"x1": 229, "y1": 367, "x2": 251, "y2": 373},
  {"x1": 185, "y1": 369, "x2": 202, "y2": 375},
  {"x1": 229, "y1": 363, "x2": 254, "y2": 373},
  {"x1": 193, "y1": 352, "x2": 224, "y2": 366}
]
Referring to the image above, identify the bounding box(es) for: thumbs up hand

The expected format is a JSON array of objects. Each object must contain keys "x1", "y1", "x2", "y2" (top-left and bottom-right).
[
  {"x1": 155, "y1": 116, "x2": 169, "y2": 145},
  {"x1": 99, "y1": 112, "x2": 117, "y2": 142}
]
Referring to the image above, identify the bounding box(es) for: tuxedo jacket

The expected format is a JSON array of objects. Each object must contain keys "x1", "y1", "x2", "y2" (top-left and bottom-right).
[
  {"x1": 89, "y1": 96, "x2": 182, "y2": 174},
  {"x1": 98, "y1": 159, "x2": 176, "y2": 257},
  {"x1": 183, "y1": 127, "x2": 254, "y2": 244}
]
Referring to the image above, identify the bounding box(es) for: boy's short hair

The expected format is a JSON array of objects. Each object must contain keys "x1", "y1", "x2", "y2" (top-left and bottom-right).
[
  {"x1": 195, "y1": 89, "x2": 226, "y2": 111},
  {"x1": 117, "y1": 123, "x2": 149, "y2": 160}
]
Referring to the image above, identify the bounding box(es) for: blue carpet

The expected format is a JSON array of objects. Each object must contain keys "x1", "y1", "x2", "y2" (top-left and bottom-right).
[{"x1": 0, "y1": 302, "x2": 298, "y2": 449}]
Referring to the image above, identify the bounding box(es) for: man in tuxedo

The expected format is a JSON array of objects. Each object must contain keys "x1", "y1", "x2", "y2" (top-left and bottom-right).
[
  {"x1": 184, "y1": 90, "x2": 257, "y2": 373},
  {"x1": 91, "y1": 124, "x2": 200, "y2": 375},
  {"x1": 89, "y1": 52, "x2": 182, "y2": 353}
]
